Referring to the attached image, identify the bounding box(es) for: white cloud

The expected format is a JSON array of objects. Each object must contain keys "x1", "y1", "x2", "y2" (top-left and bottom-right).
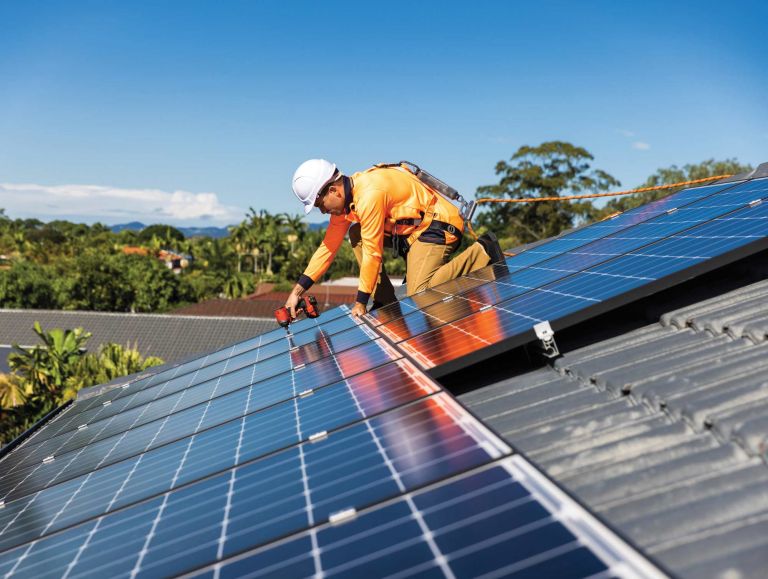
[
  {"x1": 632, "y1": 141, "x2": 651, "y2": 150},
  {"x1": 0, "y1": 182, "x2": 245, "y2": 225},
  {"x1": 618, "y1": 129, "x2": 635, "y2": 138}
]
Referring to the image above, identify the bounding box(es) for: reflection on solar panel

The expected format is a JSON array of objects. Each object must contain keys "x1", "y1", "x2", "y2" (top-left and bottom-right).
[
  {"x1": 370, "y1": 177, "x2": 768, "y2": 375},
  {"x1": 0, "y1": 309, "x2": 659, "y2": 578}
]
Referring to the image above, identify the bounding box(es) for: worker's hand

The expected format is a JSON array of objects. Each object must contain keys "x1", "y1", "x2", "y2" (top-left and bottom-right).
[
  {"x1": 285, "y1": 291, "x2": 302, "y2": 319},
  {"x1": 350, "y1": 302, "x2": 367, "y2": 318}
]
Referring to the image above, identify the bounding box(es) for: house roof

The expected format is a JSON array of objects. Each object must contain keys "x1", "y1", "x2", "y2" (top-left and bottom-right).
[
  {"x1": 0, "y1": 309, "x2": 275, "y2": 366},
  {"x1": 459, "y1": 273, "x2": 768, "y2": 578}
]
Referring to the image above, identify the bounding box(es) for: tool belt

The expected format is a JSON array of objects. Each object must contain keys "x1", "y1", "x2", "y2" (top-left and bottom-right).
[{"x1": 391, "y1": 218, "x2": 463, "y2": 258}]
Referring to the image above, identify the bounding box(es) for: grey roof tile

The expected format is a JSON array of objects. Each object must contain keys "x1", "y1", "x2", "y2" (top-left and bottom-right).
[
  {"x1": 633, "y1": 342, "x2": 768, "y2": 411},
  {"x1": 509, "y1": 399, "x2": 650, "y2": 453},
  {"x1": 589, "y1": 446, "x2": 754, "y2": 512},
  {"x1": 487, "y1": 388, "x2": 606, "y2": 436},
  {"x1": 661, "y1": 278, "x2": 768, "y2": 334},
  {"x1": 575, "y1": 334, "x2": 741, "y2": 395},
  {"x1": 601, "y1": 462, "x2": 768, "y2": 526},
  {"x1": 651, "y1": 515, "x2": 768, "y2": 577},
  {"x1": 677, "y1": 372, "x2": 768, "y2": 432},
  {"x1": 554, "y1": 424, "x2": 716, "y2": 485},
  {"x1": 677, "y1": 541, "x2": 768, "y2": 579},
  {"x1": 458, "y1": 368, "x2": 568, "y2": 408},
  {"x1": 528, "y1": 414, "x2": 673, "y2": 466},
  {"x1": 731, "y1": 413, "x2": 768, "y2": 459},
  {"x1": 619, "y1": 477, "x2": 768, "y2": 549}
]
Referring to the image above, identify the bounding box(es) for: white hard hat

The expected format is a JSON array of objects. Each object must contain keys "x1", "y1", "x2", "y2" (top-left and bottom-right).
[{"x1": 292, "y1": 159, "x2": 338, "y2": 215}]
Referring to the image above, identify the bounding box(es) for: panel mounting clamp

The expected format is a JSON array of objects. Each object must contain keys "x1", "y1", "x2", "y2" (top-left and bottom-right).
[{"x1": 533, "y1": 321, "x2": 560, "y2": 359}]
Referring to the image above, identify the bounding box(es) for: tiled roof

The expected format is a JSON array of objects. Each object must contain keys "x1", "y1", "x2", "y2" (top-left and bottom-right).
[
  {"x1": 0, "y1": 309, "x2": 274, "y2": 366},
  {"x1": 460, "y1": 277, "x2": 768, "y2": 578}
]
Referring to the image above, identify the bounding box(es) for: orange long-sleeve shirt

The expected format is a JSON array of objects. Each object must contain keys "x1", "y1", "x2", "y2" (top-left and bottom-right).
[{"x1": 298, "y1": 166, "x2": 463, "y2": 304}]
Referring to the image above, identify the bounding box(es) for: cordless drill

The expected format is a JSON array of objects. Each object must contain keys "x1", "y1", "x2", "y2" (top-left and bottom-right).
[{"x1": 274, "y1": 295, "x2": 319, "y2": 329}]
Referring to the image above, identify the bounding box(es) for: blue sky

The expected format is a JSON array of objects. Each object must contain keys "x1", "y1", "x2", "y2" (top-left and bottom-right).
[{"x1": 0, "y1": 0, "x2": 766, "y2": 226}]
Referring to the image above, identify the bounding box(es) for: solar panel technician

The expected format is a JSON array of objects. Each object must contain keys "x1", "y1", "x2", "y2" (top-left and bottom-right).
[{"x1": 286, "y1": 159, "x2": 506, "y2": 318}]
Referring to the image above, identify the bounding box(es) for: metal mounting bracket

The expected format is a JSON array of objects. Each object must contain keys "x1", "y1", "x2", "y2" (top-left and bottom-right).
[{"x1": 533, "y1": 321, "x2": 560, "y2": 359}]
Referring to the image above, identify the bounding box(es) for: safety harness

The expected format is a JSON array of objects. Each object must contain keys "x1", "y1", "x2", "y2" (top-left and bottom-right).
[{"x1": 374, "y1": 162, "x2": 467, "y2": 257}]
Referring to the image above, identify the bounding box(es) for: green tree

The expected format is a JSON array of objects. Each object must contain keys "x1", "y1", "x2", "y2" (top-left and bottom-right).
[
  {"x1": 476, "y1": 141, "x2": 620, "y2": 245},
  {"x1": 0, "y1": 261, "x2": 61, "y2": 308},
  {"x1": 75, "y1": 343, "x2": 164, "y2": 389},
  {"x1": 597, "y1": 158, "x2": 754, "y2": 218},
  {"x1": 8, "y1": 322, "x2": 92, "y2": 407},
  {"x1": 138, "y1": 224, "x2": 186, "y2": 245},
  {"x1": 63, "y1": 253, "x2": 135, "y2": 311},
  {"x1": 120, "y1": 254, "x2": 184, "y2": 312},
  {"x1": 223, "y1": 272, "x2": 254, "y2": 299}
]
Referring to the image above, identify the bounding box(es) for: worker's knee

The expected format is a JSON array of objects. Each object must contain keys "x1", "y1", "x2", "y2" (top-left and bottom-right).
[{"x1": 348, "y1": 223, "x2": 361, "y2": 247}]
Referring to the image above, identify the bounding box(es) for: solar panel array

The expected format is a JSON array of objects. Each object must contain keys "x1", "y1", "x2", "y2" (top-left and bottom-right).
[
  {"x1": 368, "y1": 176, "x2": 768, "y2": 375},
  {"x1": 0, "y1": 309, "x2": 658, "y2": 577},
  {"x1": 5, "y1": 173, "x2": 761, "y2": 577}
]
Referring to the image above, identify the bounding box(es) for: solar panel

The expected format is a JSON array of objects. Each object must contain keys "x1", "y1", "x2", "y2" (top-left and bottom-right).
[
  {"x1": 372, "y1": 177, "x2": 768, "y2": 346},
  {"x1": 0, "y1": 311, "x2": 660, "y2": 578},
  {"x1": 22, "y1": 315, "x2": 372, "y2": 446},
  {"x1": 0, "y1": 338, "x2": 402, "y2": 502},
  {"x1": 368, "y1": 178, "x2": 743, "y2": 326},
  {"x1": 391, "y1": 180, "x2": 768, "y2": 374}
]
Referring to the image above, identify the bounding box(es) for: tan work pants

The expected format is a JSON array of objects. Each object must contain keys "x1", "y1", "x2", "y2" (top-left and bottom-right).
[
  {"x1": 405, "y1": 238, "x2": 490, "y2": 296},
  {"x1": 349, "y1": 223, "x2": 491, "y2": 302}
]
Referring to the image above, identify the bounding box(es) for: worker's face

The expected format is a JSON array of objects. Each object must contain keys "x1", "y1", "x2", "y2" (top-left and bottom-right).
[{"x1": 316, "y1": 183, "x2": 345, "y2": 216}]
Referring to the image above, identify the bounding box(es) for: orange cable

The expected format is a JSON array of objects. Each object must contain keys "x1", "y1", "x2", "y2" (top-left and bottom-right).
[{"x1": 475, "y1": 174, "x2": 733, "y2": 205}]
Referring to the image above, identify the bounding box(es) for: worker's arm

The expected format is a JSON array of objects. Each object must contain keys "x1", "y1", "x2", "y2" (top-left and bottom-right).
[
  {"x1": 353, "y1": 189, "x2": 387, "y2": 308},
  {"x1": 287, "y1": 214, "x2": 349, "y2": 317}
]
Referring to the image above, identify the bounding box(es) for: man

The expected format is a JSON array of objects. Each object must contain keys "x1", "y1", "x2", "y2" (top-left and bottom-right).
[{"x1": 285, "y1": 159, "x2": 505, "y2": 318}]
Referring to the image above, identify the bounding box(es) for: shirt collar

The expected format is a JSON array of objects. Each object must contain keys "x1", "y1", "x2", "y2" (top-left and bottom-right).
[{"x1": 343, "y1": 176, "x2": 355, "y2": 213}]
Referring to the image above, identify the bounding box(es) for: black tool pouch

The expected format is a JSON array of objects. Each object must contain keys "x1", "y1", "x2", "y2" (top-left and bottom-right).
[{"x1": 392, "y1": 234, "x2": 410, "y2": 258}]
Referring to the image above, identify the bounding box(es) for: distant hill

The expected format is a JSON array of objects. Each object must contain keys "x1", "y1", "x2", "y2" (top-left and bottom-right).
[
  {"x1": 111, "y1": 220, "x2": 329, "y2": 238},
  {"x1": 110, "y1": 222, "x2": 231, "y2": 238}
]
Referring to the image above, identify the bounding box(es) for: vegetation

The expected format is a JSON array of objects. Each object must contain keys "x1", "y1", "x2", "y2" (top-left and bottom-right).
[
  {"x1": 476, "y1": 141, "x2": 620, "y2": 246},
  {"x1": 475, "y1": 145, "x2": 752, "y2": 245},
  {"x1": 0, "y1": 323, "x2": 163, "y2": 445}
]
